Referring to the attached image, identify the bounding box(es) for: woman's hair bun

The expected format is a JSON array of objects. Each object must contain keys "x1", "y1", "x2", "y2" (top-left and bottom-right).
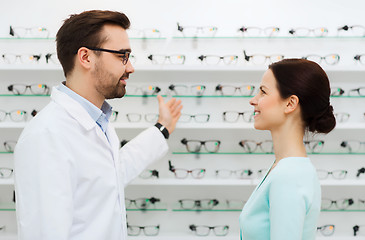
[{"x1": 307, "y1": 105, "x2": 336, "y2": 134}]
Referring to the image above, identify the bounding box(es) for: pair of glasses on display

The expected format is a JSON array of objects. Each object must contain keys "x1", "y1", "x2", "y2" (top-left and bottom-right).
[
  {"x1": 139, "y1": 169, "x2": 159, "y2": 179},
  {"x1": 215, "y1": 84, "x2": 255, "y2": 96},
  {"x1": 334, "y1": 112, "x2": 350, "y2": 123},
  {"x1": 2, "y1": 141, "x2": 17, "y2": 153},
  {"x1": 1, "y1": 54, "x2": 42, "y2": 64},
  {"x1": 125, "y1": 197, "x2": 160, "y2": 210},
  {"x1": 354, "y1": 54, "x2": 365, "y2": 64},
  {"x1": 181, "y1": 138, "x2": 221, "y2": 153},
  {"x1": 189, "y1": 224, "x2": 229, "y2": 236},
  {"x1": 124, "y1": 113, "x2": 159, "y2": 123},
  {"x1": 127, "y1": 224, "x2": 160, "y2": 236},
  {"x1": 304, "y1": 140, "x2": 325, "y2": 153},
  {"x1": 223, "y1": 111, "x2": 255, "y2": 123},
  {"x1": 179, "y1": 114, "x2": 210, "y2": 123},
  {"x1": 321, "y1": 198, "x2": 354, "y2": 210},
  {"x1": 317, "y1": 170, "x2": 348, "y2": 180},
  {"x1": 357, "y1": 167, "x2": 365, "y2": 178},
  {"x1": 0, "y1": 110, "x2": 27, "y2": 122},
  {"x1": 239, "y1": 140, "x2": 273, "y2": 154},
  {"x1": 0, "y1": 168, "x2": 13, "y2": 178},
  {"x1": 127, "y1": 28, "x2": 161, "y2": 38},
  {"x1": 243, "y1": 50, "x2": 284, "y2": 65},
  {"x1": 317, "y1": 225, "x2": 335, "y2": 236},
  {"x1": 7, "y1": 84, "x2": 50, "y2": 95},
  {"x1": 9, "y1": 25, "x2": 49, "y2": 38},
  {"x1": 288, "y1": 27, "x2": 328, "y2": 37},
  {"x1": 215, "y1": 169, "x2": 253, "y2": 179},
  {"x1": 337, "y1": 25, "x2": 365, "y2": 36},
  {"x1": 126, "y1": 85, "x2": 161, "y2": 96},
  {"x1": 302, "y1": 54, "x2": 340, "y2": 65},
  {"x1": 340, "y1": 140, "x2": 365, "y2": 153},
  {"x1": 348, "y1": 87, "x2": 365, "y2": 96},
  {"x1": 148, "y1": 54, "x2": 186, "y2": 65},
  {"x1": 177, "y1": 22, "x2": 218, "y2": 37},
  {"x1": 168, "y1": 160, "x2": 206, "y2": 179},
  {"x1": 178, "y1": 199, "x2": 219, "y2": 210},
  {"x1": 168, "y1": 84, "x2": 206, "y2": 96},
  {"x1": 238, "y1": 26, "x2": 280, "y2": 37},
  {"x1": 197, "y1": 55, "x2": 239, "y2": 65},
  {"x1": 354, "y1": 225, "x2": 365, "y2": 236}
]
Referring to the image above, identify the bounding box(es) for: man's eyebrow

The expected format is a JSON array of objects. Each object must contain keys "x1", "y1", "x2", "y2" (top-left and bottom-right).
[{"x1": 119, "y1": 48, "x2": 132, "y2": 52}]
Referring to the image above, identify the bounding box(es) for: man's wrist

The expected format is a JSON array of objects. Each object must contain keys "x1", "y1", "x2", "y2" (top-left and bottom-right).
[{"x1": 154, "y1": 122, "x2": 169, "y2": 139}]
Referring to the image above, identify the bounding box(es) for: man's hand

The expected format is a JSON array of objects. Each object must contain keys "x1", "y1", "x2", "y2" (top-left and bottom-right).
[{"x1": 157, "y1": 95, "x2": 182, "y2": 134}]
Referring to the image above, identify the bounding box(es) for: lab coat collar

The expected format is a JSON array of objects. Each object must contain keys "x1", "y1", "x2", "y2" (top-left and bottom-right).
[{"x1": 50, "y1": 86, "x2": 97, "y2": 131}]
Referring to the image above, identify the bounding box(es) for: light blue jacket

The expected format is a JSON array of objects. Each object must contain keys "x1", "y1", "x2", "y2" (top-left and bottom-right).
[{"x1": 239, "y1": 157, "x2": 321, "y2": 240}]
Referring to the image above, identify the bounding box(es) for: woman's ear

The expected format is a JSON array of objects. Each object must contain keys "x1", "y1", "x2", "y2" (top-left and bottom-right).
[{"x1": 284, "y1": 95, "x2": 299, "y2": 114}]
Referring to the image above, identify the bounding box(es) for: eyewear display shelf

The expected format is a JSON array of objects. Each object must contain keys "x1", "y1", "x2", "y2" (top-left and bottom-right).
[{"x1": 0, "y1": 35, "x2": 365, "y2": 240}]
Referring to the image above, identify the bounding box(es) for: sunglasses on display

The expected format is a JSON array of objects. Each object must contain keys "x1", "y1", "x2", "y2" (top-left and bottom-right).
[
  {"x1": 127, "y1": 224, "x2": 160, "y2": 236},
  {"x1": 181, "y1": 138, "x2": 221, "y2": 153},
  {"x1": 197, "y1": 55, "x2": 238, "y2": 65},
  {"x1": 177, "y1": 22, "x2": 218, "y2": 38},
  {"x1": 189, "y1": 224, "x2": 229, "y2": 236},
  {"x1": 302, "y1": 54, "x2": 340, "y2": 65},
  {"x1": 168, "y1": 160, "x2": 206, "y2": 179},
  {"x1": 215, "y1": 84, "x2": 255, "y2": 96},
  {"x1": 178, "y1": 199, "x2": 219, "y2": 210},
  {"x1": 237, "y1": 26, "x2": 280, "y2": 37},
  {"x1": 316, "y1": 170, "x2": 348, "y2": 180},
  {"x1": 288, "y1": 27, "x2": 328, "y2": 37},
  {"x1": 9, "y1": 25, "x2": 49, "y2": 38},
  {"x1": 243, "y1": 50, "x2": 284, "y2": 65},
  {"x1": 238, "y1": 140, "x2": 273, "y2": 154},
  {"x1": 125, "y1": 197, "x2": 160, "y2": 210},
  {"x1": 147, "y1": 54, "x2": 185, "y2": 65}
]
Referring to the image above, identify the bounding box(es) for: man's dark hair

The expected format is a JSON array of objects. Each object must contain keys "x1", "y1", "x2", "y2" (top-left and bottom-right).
[{"x1": 56, "y1": 10, "x2": 130, "y2": 77}]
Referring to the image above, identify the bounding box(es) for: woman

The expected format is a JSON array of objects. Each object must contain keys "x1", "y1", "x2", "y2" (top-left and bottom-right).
[{"x1": 239, "y1": 59, "x2": 336, "y2": 239}]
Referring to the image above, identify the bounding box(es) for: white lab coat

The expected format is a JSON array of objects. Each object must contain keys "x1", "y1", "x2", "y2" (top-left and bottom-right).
[{"x1": 14, "y1": 87, "x2": 168, "y2": 240}]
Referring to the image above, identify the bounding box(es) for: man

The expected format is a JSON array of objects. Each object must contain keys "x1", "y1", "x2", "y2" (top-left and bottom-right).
[{"x1": 14, "y1": 10, "x2": 182, "y2": 240}]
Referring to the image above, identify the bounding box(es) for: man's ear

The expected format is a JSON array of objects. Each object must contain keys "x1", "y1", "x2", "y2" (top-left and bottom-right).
[
  {"x1": 76, "y1": 47, "x2": 92, "y2": 70},
  {"x1": 284, "y1": 95, "x2": 299, "y2": 114}
]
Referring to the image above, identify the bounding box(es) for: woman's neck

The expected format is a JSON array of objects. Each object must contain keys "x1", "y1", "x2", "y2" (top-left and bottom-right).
[{"x1": 271, "y1": 120, "x2": 307, "y2": 164}]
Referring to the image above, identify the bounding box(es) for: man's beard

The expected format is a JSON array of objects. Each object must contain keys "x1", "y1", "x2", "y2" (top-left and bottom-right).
[{"x1": 93, "y1": 61, "x2": 127, "y2": 100}]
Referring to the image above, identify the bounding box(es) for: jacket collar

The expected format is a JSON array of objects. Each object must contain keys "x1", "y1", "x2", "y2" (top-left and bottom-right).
[{"x1": 50, "y1": 86, "x2": 97, "y2": 131}]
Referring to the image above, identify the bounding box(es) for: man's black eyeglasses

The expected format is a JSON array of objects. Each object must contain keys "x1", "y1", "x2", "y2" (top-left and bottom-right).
[{"x1": 85, "y1": 46, "x2": 131, "y2": 65}]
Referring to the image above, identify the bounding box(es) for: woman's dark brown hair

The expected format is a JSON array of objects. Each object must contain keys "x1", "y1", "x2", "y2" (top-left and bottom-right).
[
  {"x1": 269, "y1": 58, "x2": 336, "y2": 134},
  {"x1": 56, "y1": 10, "x2": 130, "y2": 77}
]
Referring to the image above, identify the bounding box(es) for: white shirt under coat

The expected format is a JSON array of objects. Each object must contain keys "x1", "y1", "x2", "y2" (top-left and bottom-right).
[{"x1": 14, "y1": 86, "x2": 168, "y2": 240}]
